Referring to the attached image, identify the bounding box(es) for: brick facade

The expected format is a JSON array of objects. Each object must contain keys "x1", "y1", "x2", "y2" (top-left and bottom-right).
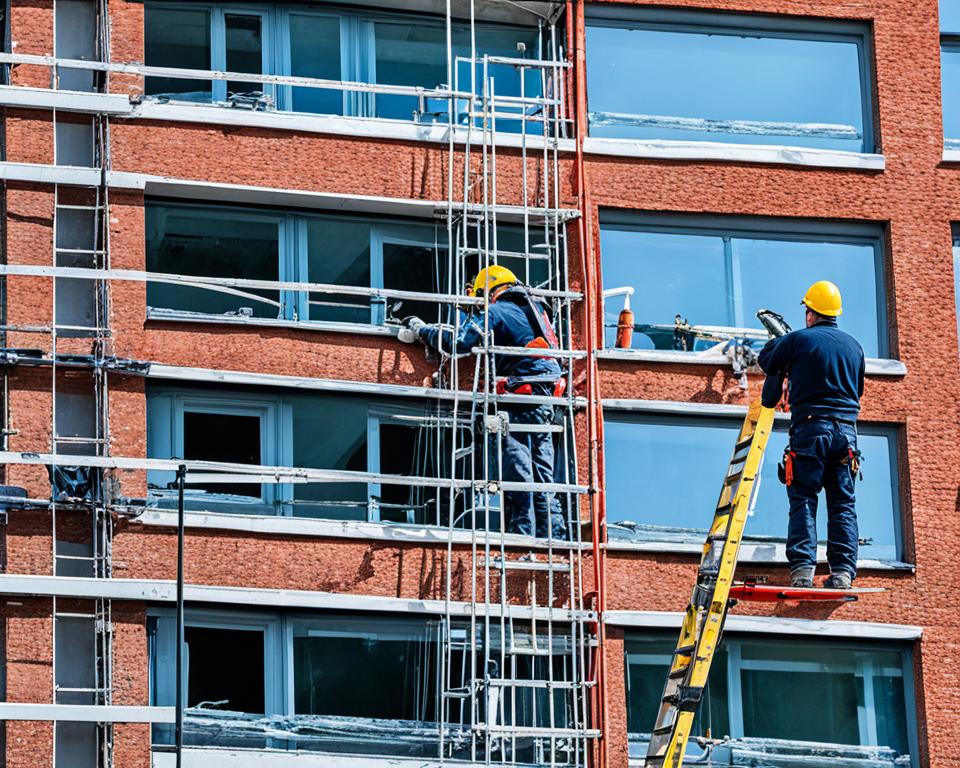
[{"x1": 2, "y1": 0, "x2": 959, "y2": 766}]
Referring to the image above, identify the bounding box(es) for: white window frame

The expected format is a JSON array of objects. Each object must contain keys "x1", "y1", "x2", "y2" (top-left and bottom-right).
[{"x1": 213, "y1": 6, "x2": 274, "y2": 102}]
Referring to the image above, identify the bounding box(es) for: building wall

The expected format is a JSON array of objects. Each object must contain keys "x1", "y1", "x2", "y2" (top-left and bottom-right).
[{"x1": 2, "y1": 0, "x2": 959, "y2": 766}]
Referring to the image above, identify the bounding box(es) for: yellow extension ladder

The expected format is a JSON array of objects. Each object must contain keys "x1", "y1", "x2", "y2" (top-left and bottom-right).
[{"x1": 643, "y1": 399, "x2": 775, "y2": 768}]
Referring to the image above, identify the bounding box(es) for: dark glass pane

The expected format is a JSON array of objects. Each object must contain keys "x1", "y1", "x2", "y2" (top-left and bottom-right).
[
  {"x1": 943, "y1": 46, "x2": 960, "y2": 141},
  {"x1": 290, "y1": 14, "x2": 342, "y2": 115},
  {"x1": 586, "y1": 23, "x2": 866, "y2": 151},
  {"x1": 294, "y1": 630, "x2": 437, "y2": 721},
  {"x1": 306, "y1": 218, "x2": 371, "y2": 323},
  {"x1": 146, "y1": 205, "x2": 280, "y2": 318},
  {"x1": 185, "y1": 626, "x2": 265, "y2": 714},
  {"x1": 291, "y1": 397, "x2": 367, "y2": 519},
  {"x1": 382, "y1": 242, "x2": 448, "y2": 324},
  {"x1": 374, "y1": 22, "x2": 447, "y2": 121},
  {"x1": 145, "y1": 7, "x2": 211, "y2": 100},
  {"x1": 183, "y1": 411, "x2": 261, "y2": 498},
  {"x1": 225, "y1": 14, "x2": 262, "y2": 97}
]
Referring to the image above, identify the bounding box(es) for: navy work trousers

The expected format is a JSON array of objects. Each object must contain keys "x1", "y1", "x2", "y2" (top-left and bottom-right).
[
  {"x1": 786, "y1": 417, "x2": 859, "y2": 577},
  {"x1": 501, "y1": 401, "x2": 568, "y2": 540}
]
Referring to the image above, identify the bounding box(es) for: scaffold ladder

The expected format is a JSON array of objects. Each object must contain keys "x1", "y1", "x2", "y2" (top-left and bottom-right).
[{"x1": 643, "y1": 400, "x2": 775, "y2": 768}]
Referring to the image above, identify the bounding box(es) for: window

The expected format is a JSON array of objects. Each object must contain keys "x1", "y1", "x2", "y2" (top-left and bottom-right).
[
  {"x1": 146, "y1": 385, "x2": 486, "y2": 526},
  {"x1": 599, "y1": 214, "x2": 888, "y2": 359},
  {"x1": 143, "y1": 2, "x2": 543, "y2": 127},
  {"x1": 954, "y1": 231, "x2": 960, "y2": 346},
  {"x1": 943, "y1": 3, "x2": 960, "y2": 147},
  {"x1": 586, "y1": 8, "x2": 874, "y2": 153},
  {"x1": 625, "y1": 632, "x2": 915, "y2": 766},
  {"x1": 148, "y1": 609, "x2": 574, "y2": 759},
  {"x1": 146, "y1": 200, "x2": 549, "y2": 328},
  {"x1": 603, "y1": 412, "x2": 903, "y2": 563}
]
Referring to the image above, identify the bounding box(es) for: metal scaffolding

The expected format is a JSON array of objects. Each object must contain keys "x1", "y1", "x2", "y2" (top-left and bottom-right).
[{"x1": 0, "y1": 0, "x2": 602, "y2": 765}]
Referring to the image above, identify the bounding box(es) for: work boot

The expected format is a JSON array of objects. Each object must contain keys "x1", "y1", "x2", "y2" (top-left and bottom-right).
[
  {"x1": 824, "y1": 571, "x2": 853, "y2": 589},
  {"x1": 790, "y1": 566, "x2": 815, "y2": 588}
]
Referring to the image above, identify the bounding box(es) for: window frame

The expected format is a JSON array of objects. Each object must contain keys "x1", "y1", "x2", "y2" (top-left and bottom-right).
[
  {"x1": 143, "y1": 1, "x2": 543, "y2": 121},
  {"x1": 624, "y1": 631, "x2": 918, "y2": 765},
  {"x1": 598, "y1": 211, "x2": 891, "y2": 360},
  {"x1": 584, "y1": 6, "x2": 877, "y2": 154},
  {"x1": 602, "y1": 408, "x2": 906, "y2": 565}
]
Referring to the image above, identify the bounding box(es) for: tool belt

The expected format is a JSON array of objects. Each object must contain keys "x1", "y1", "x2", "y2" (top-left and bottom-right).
[
  {"x1": 495, "y1": 375, "x2": 566, "y2": 398},
  {"x1": 778, "y1": 445, "x2": 863, "y2": 485}
]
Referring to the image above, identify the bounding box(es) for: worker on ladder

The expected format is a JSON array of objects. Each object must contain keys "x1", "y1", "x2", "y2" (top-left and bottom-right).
[
  {"x1": 397, "y1": 265, "x2": 568, "y2": 540},
  {"x1": 758, "y1": 280, "x2": 865, "y2": 589}
]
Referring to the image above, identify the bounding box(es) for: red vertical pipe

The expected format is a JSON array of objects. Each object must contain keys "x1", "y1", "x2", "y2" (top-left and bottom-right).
[{"x1": 570, "y1": 1, "x2": 608, "y2": 766}]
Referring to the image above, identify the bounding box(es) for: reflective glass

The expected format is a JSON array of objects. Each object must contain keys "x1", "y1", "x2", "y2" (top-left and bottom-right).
[
  {"x1": 144, "y1": 7, "x2": 211, "y2": 100},
  {"x1": 225, "y1": 14, "x2": 263, "y2": 96},
  {"x1": 955, "y1": 241, "x2": 960, "y2": 346},
  {"x1": 289, "y1": 14, "x2": 342, "y2": 115},
  {"x1": 586, "y1": 23, "x2": 866, "y2": 151},
  {"x1": 374, "y1": 21, "x2": 447, "y2": 121},
  {"x1": 943, "y1": 46, "x2": 960, "y2": 142},
  {"x1": 146, "y1": 206, "x2": 280, "y2": 318},
  {"x1": 600, "y1": 225, "x2": 884, "y2": 358},
  {"x1": 942, "y1": 0, "x2": 960, "y2": 33},
  {"x1": 604, "y1": 416, "x2": 901, "y2": 561},
  {"x1": 306, "y1": 218, "x2": 372, "y2": 323}
]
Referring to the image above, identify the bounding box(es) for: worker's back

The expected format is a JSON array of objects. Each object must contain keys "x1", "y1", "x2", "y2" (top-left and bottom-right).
[
  {"x1": 486, "y1": 289, "x2": 562, "y2": 380},
  {"x1": 758, "y1": 318, "x2": 865, "y2": 422}
]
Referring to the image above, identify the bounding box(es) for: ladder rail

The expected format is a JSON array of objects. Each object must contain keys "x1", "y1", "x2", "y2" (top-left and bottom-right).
[{"x1": 643, "y1": 400, "x2": 775, "y2": 768}]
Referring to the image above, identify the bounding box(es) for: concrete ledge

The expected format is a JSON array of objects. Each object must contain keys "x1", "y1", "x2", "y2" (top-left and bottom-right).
[
  {"x1": 153, "y1": 749, "x2": 444, "y2": 768},
  {"x1": 596, "y1": 348, "x2": 907, "y2": 377},
  {"x1": 604, "y1": 610, "x2": 922, "y2": 640},
  {"x1": 134, "y1": 100, "x2": 577, "y2": 153},
  {"x1": 0, "y1": 703, "x2": 174, "y2": 723},
  {"x1": 0, "y1": 85, "x2": 133, "y2": 114},
  {"x1": 583, "y1": 136, "x2": 886, "y2": 170},
  {"x1": 0, "y1": 574, "x2": 595, "y2": 623}
]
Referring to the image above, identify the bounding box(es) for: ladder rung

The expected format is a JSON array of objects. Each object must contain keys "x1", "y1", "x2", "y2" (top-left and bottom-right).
[
  {"x1": 652, "y1": 724, "x2": 675, "y2": 735},
  {"x1": 674, "y1": 644, "x2": 696, "y2": 655},
  {"x1": 734, "y1": 436, "x2": 754, "y2": 453}
]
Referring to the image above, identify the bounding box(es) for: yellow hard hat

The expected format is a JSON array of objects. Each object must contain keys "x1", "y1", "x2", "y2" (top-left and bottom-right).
[
  {"x1": 470, "y1": 265, "x2": 517, "y2": 296},
  {"x1": 801, "y1": 280, "x2": 843, "y2": 317}
]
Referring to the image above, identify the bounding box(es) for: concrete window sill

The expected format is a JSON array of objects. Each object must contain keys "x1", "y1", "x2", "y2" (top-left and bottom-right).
[
  {"x1": 596, "y1": 347, "x2": 907, "y2": 377},
  {"x1": 583, "y1": 136, "x2": 886, "y2": 170}
]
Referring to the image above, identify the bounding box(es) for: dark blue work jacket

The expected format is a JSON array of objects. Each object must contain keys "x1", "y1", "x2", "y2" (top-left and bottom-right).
[
  {"x1": 417, "y1": 287, "x2": 562, "y2": 381},
  {"x1": 758, "y1": 318, "x2": 865, "y2": 423}
]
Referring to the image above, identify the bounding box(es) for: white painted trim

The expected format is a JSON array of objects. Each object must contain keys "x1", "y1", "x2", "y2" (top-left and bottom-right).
[
  {"x1": 135, "y1": 507, "x2": 588, "y2": 553},
  {"x1": 942, "y1": 149, "x2": 960, "y2": 164},
  {"x1": 0, "y1": 85, "x2": 133, "y2": 114},
  {"x1": 0, "y1": 162, "x2": 579, "y2": 223},
  {"x1": 146, "y1": 363, "x2": 585, "y2": 408},
  {"x1": 148, "y1": 309, "x2": 397, "y2": 337},
  {"x1": 134, "y1": 101, "x2": 576, "y2": 152},
  {"x1": 0, "y1": 574, "x2": 595, "y2": 623},
  {"x1": 595, "y1": 348, "x2": 907, "y2": 377},
  {"x1": 583, "y1": 136, "x2": 886, "y2": 171},
  {"x1": 603, "y1": 610, "x2": 922, "y2": 641},
  {"x1": 602, "y1": 538, "x2": 914, "y2": 572},
  {"x1": 602, "y1": 397, "x2": 785, "y2": 420},
  {"x1": 153, "y1": 749, "x2": 445, "y2": 768},
  {"x1": 0, "y1": 703, "x2": 174, "y2": 723}
]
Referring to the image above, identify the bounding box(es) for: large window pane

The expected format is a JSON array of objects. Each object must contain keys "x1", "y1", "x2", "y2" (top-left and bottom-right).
[
  {"x1": 954, "y1": 238, "x2": 960, "y2": 346},
  {"x1": 604, "y1": 415, "x2": 902, "y2": 562},
  {"x1": 186, "y1": 625, "x2": 265, "y2": 713},
  {"x1": 586, "y1": 18, "x2": 867, "y2": 151},
  {"x1": 291, "y1": 397, "x2": 367, "y2": 519},
  {"x1": 146, "y1": 206, "x2": 281, "y2": 319},
  {"x1": 625, "y1": 633, "x2": 913, "y2": 765},
  {"x1": 374, "y1": 22, "x2": 447, "y2": 121},
  {"x1": 183, "y1": 411, "x2": 262, "y2": 499},
  {"x1": 946, "y1": 46, "x2": 960, "y2": 144},
  {"x1": 225, "y1": 14, "x2": 263, "y2": 96},
  {"x1": 600, "y1": 221, "x2": 885, "y2": 358},
  {"x1": 293, "y1": 621, "x2": 438, "y2": 721},
  {"x1": 145, "y1": 7, "x2": 211, "y2": 100},
  {"x1": 290, "y1": 15, "x2": 342, "y2": 115},
  {"x1": 306, "y1": 218, "x2": 372, "y2": 323}
]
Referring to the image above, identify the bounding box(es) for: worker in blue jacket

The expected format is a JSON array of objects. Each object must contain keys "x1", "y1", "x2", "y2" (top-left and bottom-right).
[
  {"x1": 397, "y1": 265, "x2": 568, "y2": 540},
  {"x1": 758, "y1": 280, "x2": 865, "y2": 589}
]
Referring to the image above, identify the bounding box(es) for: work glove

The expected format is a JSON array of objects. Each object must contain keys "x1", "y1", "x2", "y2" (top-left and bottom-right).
[{"x1": 397, "y1": 316, "x2": 425, "y2": 344}]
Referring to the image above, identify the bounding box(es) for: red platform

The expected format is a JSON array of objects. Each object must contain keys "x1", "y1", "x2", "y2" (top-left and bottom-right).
[{"x1": 729, "y1": 583, "x2": 885, "y2": 603}]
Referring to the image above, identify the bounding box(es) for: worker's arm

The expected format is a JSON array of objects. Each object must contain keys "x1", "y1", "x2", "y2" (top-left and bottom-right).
[
  {"x1": 758, "y1": 335, "x2": 791, "y2": 408},
  {"x1": 417, "y1": 310, "x2": 487, "y2": 356}
]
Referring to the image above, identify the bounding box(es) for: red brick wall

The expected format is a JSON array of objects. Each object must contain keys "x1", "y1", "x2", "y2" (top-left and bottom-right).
[{"x1": 3, "y1": 0, "x2": 959, "y2": 766}]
